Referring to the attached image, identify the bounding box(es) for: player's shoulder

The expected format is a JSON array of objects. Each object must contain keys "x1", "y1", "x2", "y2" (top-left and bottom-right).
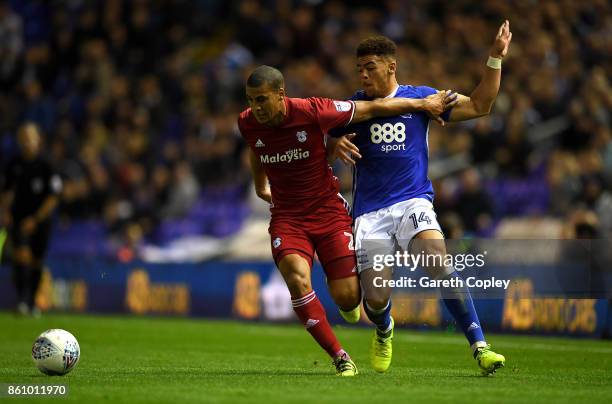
[
  {"x1": 303, "y1": 97, "x2": 354, "y2": 116},
  {"x1": 280, "y1": 97, "x2": 317, "y2": 122},
  {"x1": 291, "y1": 97, "x2": 317, "y2": 111},
  {"x1": 301, "y1": 96, "x2": 340, "y2": 108},
  {"x1": 398, "y1": 84, "x2": 438, "y2": 99},
  {"x1": 237, "y1": 108, "x2": 252, "y2": 124},
  {"x1": 237, "y1": 108, "x2": 256, "y2": 135},
  {"x1": 298, "y1": 97, "x2": 341, "y2": 116}
]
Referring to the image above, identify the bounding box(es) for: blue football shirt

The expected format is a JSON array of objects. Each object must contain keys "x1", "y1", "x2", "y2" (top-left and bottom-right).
[{"x1": 330, "y1": 85, "x2": 452, "y2": 218}]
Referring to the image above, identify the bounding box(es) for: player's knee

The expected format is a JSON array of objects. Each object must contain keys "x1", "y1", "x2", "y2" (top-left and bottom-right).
[
  {"x1": 364, "y1": 295, "x2": 389, "y2": 311},
  {"x1": 413, "y1": 238, "x2": 446, "y2": 263},
  {"x1": 413, "y1": 232, "x2": 446, "y2": 255},
  {"x1": 278, "y1": 254, "x2": 312, "y2": 295},
  {"x1": 333, "y1": 292, "x2": 360, "y2": 311},
  {"x1": 417, "y1": 240, "x2": 454, "y2": 279},
  {"x1": 284, "y1": 271, "x2": 311, "y2": 296}
]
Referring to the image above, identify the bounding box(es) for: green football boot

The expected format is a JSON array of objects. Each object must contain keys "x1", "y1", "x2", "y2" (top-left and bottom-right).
[
  {"x1": 475, "y1": 344, "x2": 505, "y2": 376},
  {"x1": 370, "y1": 317, "x2": 394, "y2": 373},
  {"x1": 334, "y1": 352, "x2": 358, "y2": 376}
]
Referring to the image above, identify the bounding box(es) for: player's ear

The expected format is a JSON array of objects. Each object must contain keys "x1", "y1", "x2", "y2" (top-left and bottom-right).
[
  {"x1": 278, "y1": 87, "x2": 285, "y2": 100},
  {"x1": 388, "y1": 60, "x2": 397, "y2": 75}
]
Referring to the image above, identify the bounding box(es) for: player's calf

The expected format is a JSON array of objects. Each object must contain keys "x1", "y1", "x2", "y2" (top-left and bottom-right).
[
  {"x1": 292, "y1": 289, "x2": 350, "y2": 361},
  {"x1": 360, "y1": 267, "x2": 393, "y2": 334},
  {"x1": 279, "y1": 254, "x2": 355, "y2": 373},
  {"x1": 360, "y1": 267, "x2": 395, "y2": 373},
  {"x1": 327, "y1": 256, "x2": 361, "y2": 323}
]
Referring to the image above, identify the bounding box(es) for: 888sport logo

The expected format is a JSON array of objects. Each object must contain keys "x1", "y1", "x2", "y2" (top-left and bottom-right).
[{"x1": 370, "y1": 122, "x2": 407, "y2": 153}]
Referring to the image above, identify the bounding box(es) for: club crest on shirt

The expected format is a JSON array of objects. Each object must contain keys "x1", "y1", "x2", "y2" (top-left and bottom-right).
[
  {"x1": 296, "y1": 131, "x2": 307, "y2": 142},
  {"x1": 273, "y1": 237, "x2": 282, "y2": 248}
]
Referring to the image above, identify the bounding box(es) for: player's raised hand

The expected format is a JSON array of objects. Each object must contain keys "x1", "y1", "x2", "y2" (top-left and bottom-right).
[
  {"x1": 491, "y1": 20, "x2": 512, "y2": 59},
  {"x1": 331, "y1": 134, "x2": 361, "y2": 166}
]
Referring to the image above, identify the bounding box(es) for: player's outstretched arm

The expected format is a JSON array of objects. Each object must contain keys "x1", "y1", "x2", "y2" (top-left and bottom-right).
[
  {"x1": 352, "y1": 90, "x2": 457, "y2": 124},
  {"x1": 449, "y1": 20, "x2": 512, "y2": 122},
  {"x1": 248, "y1": 149, "x2": 272, "y2": 204}
]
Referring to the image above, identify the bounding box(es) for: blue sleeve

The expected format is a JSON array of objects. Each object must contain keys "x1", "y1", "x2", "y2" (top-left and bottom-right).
[
  {"x1": 418, "y1": 85, "x2": 453, "y2": 121},
  {"x1": 328, "y1": 91, "x2": 364, "y2": 137}
]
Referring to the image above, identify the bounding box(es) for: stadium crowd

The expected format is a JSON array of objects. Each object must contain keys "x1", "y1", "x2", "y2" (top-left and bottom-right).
[{"x1": 1, "y1": 0, "x2": 610, "y2": 255}]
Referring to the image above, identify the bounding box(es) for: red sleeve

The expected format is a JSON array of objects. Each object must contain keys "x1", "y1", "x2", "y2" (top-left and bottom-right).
[
  {"x1": 310, "y1": 98, "x2": 355, "y2": 134},
  {"x1": 236, "y1": 109, "x2": 250, "y2": 138},
  {"x1": 237, "y1": 116, "x2": 244, "y2": 137}
]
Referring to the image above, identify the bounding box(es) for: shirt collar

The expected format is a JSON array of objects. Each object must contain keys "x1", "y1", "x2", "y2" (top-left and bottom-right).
[{"x1": 384, "y1": 85, "x2": 400, "y2": 99}]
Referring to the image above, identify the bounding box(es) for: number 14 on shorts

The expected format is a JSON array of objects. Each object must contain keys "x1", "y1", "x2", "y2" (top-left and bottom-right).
[{"x1": 409, "y1": 212, "x2": 432, "y2": 229}]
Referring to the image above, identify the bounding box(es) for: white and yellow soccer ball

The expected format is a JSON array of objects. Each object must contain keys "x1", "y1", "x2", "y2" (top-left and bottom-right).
[{"x1": 32, "y1": 329, "x2": 80, "y2": 376}]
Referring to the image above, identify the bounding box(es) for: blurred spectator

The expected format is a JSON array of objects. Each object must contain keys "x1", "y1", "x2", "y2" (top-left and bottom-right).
[
  {"x1": 0, "y1": 0, "x2": 23, "y2": 90},
  {"x1": 455, "y1": 168, "x2": 494, "y2": 235},
  {"x1": 162, "y1": 161, "x2": 200, "y2": 219},
  {"x1": 562, "y1": 209, "x2": 600, "y2": 239},
  {"x1": 439, "y1": 212, "x2": 465, "y2": 240}
]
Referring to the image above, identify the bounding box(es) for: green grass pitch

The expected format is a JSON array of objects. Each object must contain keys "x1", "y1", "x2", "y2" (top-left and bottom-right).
[{"x1": 0, "y1": 312, "x2": 611, "y2": 403}]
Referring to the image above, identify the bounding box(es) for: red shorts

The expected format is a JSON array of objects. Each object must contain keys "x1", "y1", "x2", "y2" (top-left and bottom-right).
[{"x1": 269, "y1": 194, "x2": 356, "y2": 280}]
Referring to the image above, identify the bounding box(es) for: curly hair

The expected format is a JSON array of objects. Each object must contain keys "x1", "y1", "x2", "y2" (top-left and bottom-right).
[{"x1": 356, "y1": 36, "x2": 397, "y2": 58}]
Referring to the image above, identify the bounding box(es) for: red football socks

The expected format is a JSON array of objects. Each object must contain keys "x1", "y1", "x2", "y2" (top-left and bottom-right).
[{"x1": 291, "y1": 290, "x2": 344, "y2": 358}]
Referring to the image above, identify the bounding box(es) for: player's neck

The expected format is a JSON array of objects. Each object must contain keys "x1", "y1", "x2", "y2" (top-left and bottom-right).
[
  {"x1": 266, "y1": 99, "x2": 288, "y2": 127},
  {"x1": 370, "y1": 80, "x2": 399, "y2": 99},
  {"x1": 382, "y1": 81, "x2": 399, "y2": 98}
]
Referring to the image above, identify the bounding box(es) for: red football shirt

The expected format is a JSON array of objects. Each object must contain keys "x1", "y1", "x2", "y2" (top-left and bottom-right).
[{"x1": 238, "y1": 97, "x2": 355, "y2": 215}]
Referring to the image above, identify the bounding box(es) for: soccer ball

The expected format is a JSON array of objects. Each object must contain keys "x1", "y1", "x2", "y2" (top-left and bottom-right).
[{"x1": 31, "y1": 329, "x2": 80, "y2": 376}]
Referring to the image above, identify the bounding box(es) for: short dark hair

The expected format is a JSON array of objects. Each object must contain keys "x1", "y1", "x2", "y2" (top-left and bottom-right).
[
  {"x1": 356, "y1": 36, "x2": 397, "y2": 58},
  {"x1": 246, "y1": 65, "x2": 284, "y2": 90}
]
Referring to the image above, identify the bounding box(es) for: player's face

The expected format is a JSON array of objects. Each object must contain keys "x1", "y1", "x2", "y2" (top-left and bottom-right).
[
  {"x1": 246, "y1": 84, "x2": 285, "y2": 125},
  {"x1": 357, "y1": 55, "x2": 396, "y2": 98},
  {"x1": 18, "y1": 125, "x2": 42, "y2": 160}
]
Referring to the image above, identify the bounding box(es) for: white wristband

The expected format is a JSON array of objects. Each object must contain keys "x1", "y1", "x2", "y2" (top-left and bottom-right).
[{"x1": 486, "y1": 56, "x2": 502, "y2": 69}]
